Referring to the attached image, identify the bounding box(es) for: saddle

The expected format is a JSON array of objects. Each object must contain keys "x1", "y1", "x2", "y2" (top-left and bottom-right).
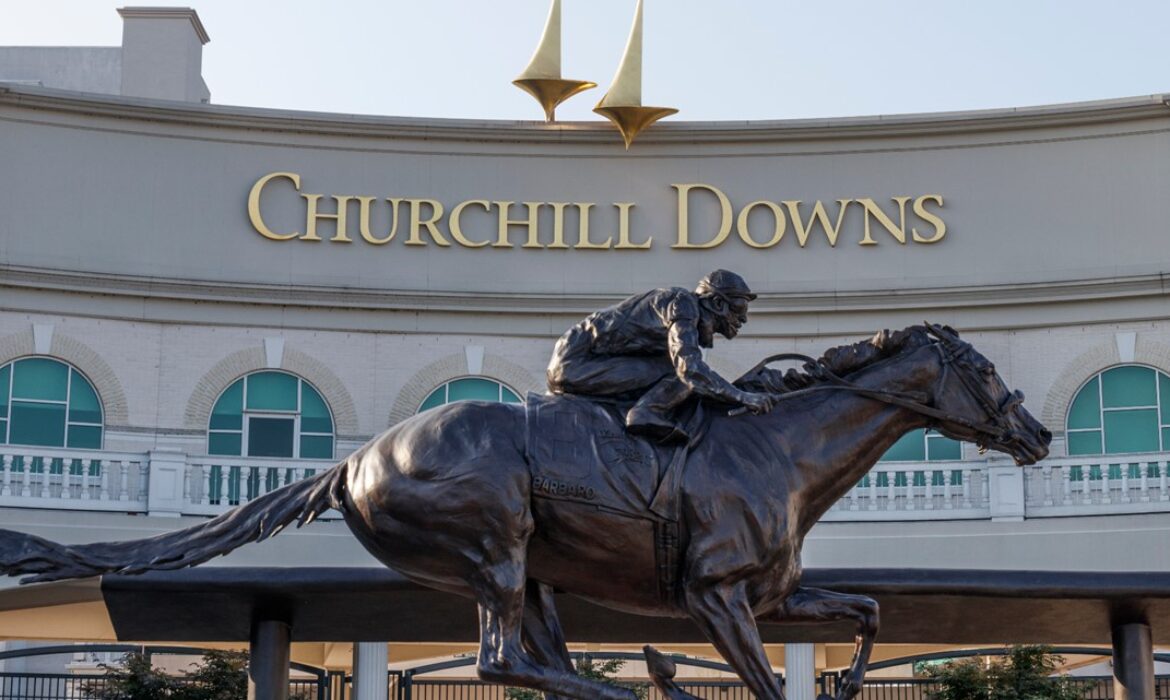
[{"x1": 524, "y1": 392, "x2": 708, "y2": 523}]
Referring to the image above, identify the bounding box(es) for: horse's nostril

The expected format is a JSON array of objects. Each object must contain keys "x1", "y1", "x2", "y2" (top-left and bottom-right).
[{"x1": 1039, "y1": 427, "x2": 1053, "y2": 445}]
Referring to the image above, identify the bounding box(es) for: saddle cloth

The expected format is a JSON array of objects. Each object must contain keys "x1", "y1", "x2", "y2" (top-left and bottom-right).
[{"x1": 524, "y1": 392, "x2": 705, "y2": 523}]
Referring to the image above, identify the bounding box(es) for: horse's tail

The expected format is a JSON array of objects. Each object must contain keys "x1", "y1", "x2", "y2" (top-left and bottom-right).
[{"x1": 0, "y1": 460, "x2": 348, "y2": 584}]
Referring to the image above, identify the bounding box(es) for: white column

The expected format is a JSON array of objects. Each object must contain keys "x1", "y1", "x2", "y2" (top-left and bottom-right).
[
  {"x1": 352, "y1": 642, "x2": 389, "y2": 700},
  {"x1": 785, "y1": 643, "x2": 816, "y2": 700}
]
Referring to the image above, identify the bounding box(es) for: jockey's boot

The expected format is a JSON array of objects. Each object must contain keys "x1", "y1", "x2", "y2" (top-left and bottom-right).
[{"x1": 626, "y1": 377, "x2": 691, "y2": 445}]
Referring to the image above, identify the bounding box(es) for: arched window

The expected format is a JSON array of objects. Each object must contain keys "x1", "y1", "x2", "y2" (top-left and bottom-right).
[
  {"x1": 207, "y1": 371, "x2": 334, "y2": 459},
  {"x1": 0, "y1": 357, "x2": 103, "y2": 449},
  {"x1": 880, "y1": 428, "x2": 961, "y2": 462},
  {"x1": 1066, "y1": 365, "x2": 1170, "y2": 456},
  {"x1": 418, "y1": 377, "x2": 521, "y2": 413}
]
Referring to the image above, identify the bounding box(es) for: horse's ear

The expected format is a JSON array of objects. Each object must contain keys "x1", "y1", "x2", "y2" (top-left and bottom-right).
[{"x1": 924, "y1": 322, "x2": 961, "y2": 346}]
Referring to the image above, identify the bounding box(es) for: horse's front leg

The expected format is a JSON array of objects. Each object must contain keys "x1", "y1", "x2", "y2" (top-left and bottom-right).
[
  {"x1": 758, "y1": 586, "x2": 879, "y2": 700},
  {"x1": 521, "y1": 580, "x2": 574, "y2": 700},
  {"x1": 684, "y1": 583, "x2": 786, "y2": 700}
]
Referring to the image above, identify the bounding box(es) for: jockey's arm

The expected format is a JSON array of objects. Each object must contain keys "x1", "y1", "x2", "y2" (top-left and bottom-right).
[{"x1": 667, "y1": 321, "x2": 754, "y2": 405}]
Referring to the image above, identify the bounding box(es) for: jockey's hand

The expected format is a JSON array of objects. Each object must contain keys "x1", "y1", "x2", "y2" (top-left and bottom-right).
[{"x1": 739, "y1": 392, "x2": 776, "y2": 415}]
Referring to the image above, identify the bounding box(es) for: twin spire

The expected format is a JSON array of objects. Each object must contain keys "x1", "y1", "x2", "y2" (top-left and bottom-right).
[{"x1": 513, "y1": 0, "x2": 677, "y2": 148}]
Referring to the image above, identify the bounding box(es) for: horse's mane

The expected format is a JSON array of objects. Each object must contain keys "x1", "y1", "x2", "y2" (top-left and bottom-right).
[{"x1": 735, "y1": 325, "x2": 937, "y2": 393}]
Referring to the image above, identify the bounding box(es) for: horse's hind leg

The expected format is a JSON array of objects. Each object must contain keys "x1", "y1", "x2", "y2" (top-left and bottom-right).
[
  {"x1": 521, "y1": 581, "x2": 574, "y2": 700},
  {"x1": 472, "y1": 550, "x2": 635, "y2": 700}
]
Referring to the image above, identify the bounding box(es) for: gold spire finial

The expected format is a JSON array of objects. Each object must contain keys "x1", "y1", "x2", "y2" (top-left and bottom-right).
[
  {"x1": 513, "y1": 0, "x2": 596, "y2": 122},
  {"x1": 593, "y1": 0, "x2": 677, "y2": 148}
]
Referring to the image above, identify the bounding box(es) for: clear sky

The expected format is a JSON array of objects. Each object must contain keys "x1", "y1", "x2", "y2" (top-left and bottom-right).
[{"x1": 3, "y1": 1, "x2": 1169, "y2": 122}]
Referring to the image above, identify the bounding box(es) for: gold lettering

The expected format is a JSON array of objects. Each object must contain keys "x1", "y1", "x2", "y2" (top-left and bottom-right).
[
  {"x1": 449, "y1": 200, "x2": 492, "y2": 248},
  {"x1": 782, "y1": 199, "x2": 852, "y2": 247},
  {"x1": 302, "y1": 194, "x2": 356, "y2": 242},
  {"x1": 574, "y1": 203, "x2": 610, "y2": 249},
  {"x1": 912, "y1": 195, "x2": 947, "y2": 243},
  {"x1": 614, "y1": 203, "x2": 650, "y2": 249},
  {"x1": 247, "y1": 171, "x2": 301, "y2": 241},
  {"x1": 494, "y1": 201, "x2": 543, "y2": 249},
  {"x1": 405, "y1": 199, "x2": 450, "y2": 247},
  {"x1": 672, "y1": 183, "x2": 732, "y2": 249},
  {"x1": 736, "y1": 200, "x2": 786, "y2": 248},
  {"x1": 357, "y1": 197, "x2": 402, "y2": 245},
  {"x1": 857, "y1": 197, "x2": 910, "y2": 246},
  {"x1": 547, "y1": 203, "x2": 572, "y2": 249}
]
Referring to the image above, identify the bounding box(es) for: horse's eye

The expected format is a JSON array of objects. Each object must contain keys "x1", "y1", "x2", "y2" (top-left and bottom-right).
[{"x1": 981, "y1": 365, "x2": 996, "y2": 376}]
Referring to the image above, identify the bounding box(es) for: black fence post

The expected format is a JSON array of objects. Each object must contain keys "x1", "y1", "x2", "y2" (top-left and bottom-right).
[{"x1": 400, "y1": 670, "x2": 413, "y2": 700}]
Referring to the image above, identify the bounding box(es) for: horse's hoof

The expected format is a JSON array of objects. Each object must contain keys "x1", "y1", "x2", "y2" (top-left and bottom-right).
[
  {"x1": 835, "y1": 676, "x2": 863, "y2": 700},
  {"x1": 643, "y1": 645, "x2": 677, "y2": 680},
  {"x1": 817, "y1": 695, "x2": 834, "y2": 700}
]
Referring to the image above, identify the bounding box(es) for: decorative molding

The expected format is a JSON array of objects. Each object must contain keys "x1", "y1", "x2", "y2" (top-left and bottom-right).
[
  {"x1": 32, "y1": 323, "x2": 53, "y2": 354},
  {"x1": 2, "y1": 83, "x2": 1168, "y2": 147},
  {"x1": 388, "y1": 352, "x2": 542, "y2": 426},
  {"x1": 264, "y1": 337, "x2": 285, "y2": 369},
  {"x1": 0, "y1": 328, "x2": 129, "y2": 425},
  {"x1": 2, "y1": 264, "x2": 1167, "y2": 319},
  {"x1": 464, "y1": 345, "x2": 484, "y2": 376},
  {"x1": 183, "y1": 346, "x2": 358, "y2": 436},
  {"x1": 1116, "y1": 332, "x2": 1137, "y2": 363}
]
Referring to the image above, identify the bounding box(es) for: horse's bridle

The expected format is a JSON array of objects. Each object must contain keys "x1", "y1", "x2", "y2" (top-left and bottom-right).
[{"x1": 732, "y1": 328, "x2": 1023, "y2": 446}]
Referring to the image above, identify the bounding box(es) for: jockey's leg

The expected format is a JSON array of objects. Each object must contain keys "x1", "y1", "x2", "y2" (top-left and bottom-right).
[{"x1": 626, "y1": 376, "x2": 692, "y2": 443}]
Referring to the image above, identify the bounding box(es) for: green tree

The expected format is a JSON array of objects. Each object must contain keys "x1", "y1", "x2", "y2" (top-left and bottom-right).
[
  {"x1": 928, "y1": 646, "x2": 1086, "y2": 700},
  {"x1": 505, "y1": 656, "x2": 648, "y2": 700},
  {"x1": 173, "y1": 650, "x2": 249, "y2": 700},
  {"x1": 81, "y1": 651, "x2": 180, "y2": 700}
]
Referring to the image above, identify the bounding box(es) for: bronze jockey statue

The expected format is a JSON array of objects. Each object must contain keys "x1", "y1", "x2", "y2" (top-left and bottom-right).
[{"x1": 547, "y1": 270, "x2": 776, "y2": 442}]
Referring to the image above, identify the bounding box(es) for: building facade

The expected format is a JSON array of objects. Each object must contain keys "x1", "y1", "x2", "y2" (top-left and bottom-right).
[{"x1": 3, "y1": 6, "x2": 1170, "y2": 680}]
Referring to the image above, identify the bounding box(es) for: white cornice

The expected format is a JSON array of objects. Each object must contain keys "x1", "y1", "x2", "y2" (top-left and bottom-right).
[
  {"x1": 0, "y1": 83, "x2": 1167, "y2": 145},
  {"x1": 1, "y1": 265, "x2": 1165, "y2": 317}
]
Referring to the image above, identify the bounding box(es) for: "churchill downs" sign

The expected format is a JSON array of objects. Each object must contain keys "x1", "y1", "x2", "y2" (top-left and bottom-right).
[{"x1": 247, "y1": 172, "x2": 947, "y2": 250}]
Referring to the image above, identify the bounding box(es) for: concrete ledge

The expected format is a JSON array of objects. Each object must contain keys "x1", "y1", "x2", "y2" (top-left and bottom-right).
[{"x1": 96, "y1": 567, "x2": 1170, "y2": 644}]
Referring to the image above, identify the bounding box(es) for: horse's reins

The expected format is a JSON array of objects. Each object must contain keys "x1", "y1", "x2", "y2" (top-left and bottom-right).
[{"x1": 727, "y1": 341, "x2": 1021, "y2": 443}]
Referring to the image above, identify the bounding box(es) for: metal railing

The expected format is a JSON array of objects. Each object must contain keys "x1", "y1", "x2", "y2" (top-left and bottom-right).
[
  {"x1": 818, "y1": 673, "x2": 1130, "y2": 700},
  {"x1": 0, "y1": 672, "x2": 323, "y2": 699}
]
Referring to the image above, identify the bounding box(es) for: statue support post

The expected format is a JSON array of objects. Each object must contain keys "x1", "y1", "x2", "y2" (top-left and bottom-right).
[
  {"x1": 1112, "y1": 618, "x2": 1154, "y2": 700},
  {"x1": 248, "y1": 619, "x2": 291, "y2": 700}
]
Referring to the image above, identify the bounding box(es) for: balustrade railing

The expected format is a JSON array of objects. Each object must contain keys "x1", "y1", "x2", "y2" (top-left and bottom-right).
[
  {"x1": 1024, "y1": 452, "x2": 1170, "y2": 517},
  {"x1": 180, "y1": 455, "x2": 335, "y2": 517},
  {"x1": 823, "y1": 461, "x2": 989, "y2": 521},
  {"x1": 1, "y1": 445, "x2": 1170, "y2": 523},
  {"x1": 0, "y1": 445, "x2": 147, "y2": 512}
]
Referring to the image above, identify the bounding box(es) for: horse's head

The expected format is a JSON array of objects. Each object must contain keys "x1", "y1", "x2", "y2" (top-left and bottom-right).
[{"x1": 923, "y1": 324, "x2": 1051, "y2": 465}]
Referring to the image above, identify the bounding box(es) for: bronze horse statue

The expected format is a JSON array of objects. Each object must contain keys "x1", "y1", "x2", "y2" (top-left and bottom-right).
[{"x1": 0, "y1": 324, "x2": 1050, "y2": 700}]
